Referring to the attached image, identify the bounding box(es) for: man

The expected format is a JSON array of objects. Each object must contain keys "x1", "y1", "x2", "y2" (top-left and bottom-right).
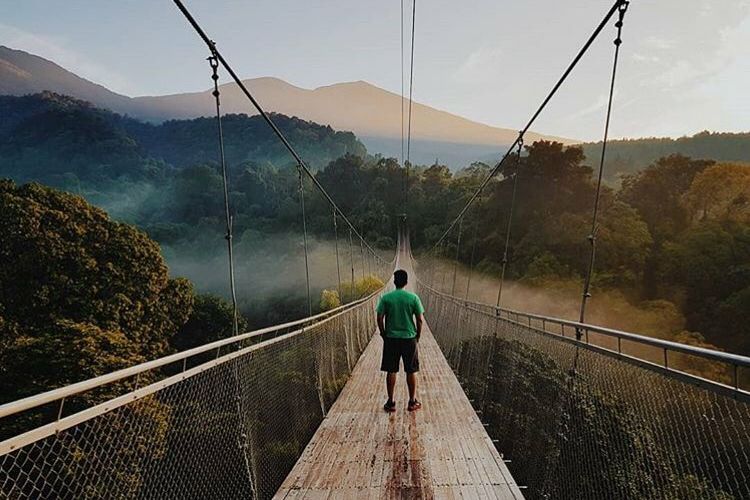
[{"x1": 376, "y1": 269, "x2": 425, "y2": 412}]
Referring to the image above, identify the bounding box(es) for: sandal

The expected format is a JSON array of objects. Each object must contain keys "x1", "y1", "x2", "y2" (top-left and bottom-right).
[
  {"x1": 383, "y1": 401, "x2": 396, "y2": 413},
  {"x1": 408, "y1": 399, "x2": 422, "y2": 411}
]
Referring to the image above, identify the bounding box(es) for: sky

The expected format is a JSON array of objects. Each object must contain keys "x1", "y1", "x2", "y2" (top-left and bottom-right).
[{"x1": 1, "y1": 0, "x2": 749, "y2": 141}]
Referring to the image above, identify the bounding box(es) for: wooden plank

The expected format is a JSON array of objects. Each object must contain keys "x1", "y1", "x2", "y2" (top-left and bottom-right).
[{"x1": 273, "y1": 261, "x2": 523, "y2": 499}]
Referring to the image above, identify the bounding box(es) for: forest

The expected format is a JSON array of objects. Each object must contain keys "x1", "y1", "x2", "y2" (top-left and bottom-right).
[{"x1": 1, "y1": 91, "x2": 749, "y2": 409}]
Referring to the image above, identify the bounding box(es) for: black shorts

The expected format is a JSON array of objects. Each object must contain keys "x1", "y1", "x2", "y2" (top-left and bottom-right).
[{"x1": 381, "y1": 337, "x2": 419, "y2": 373}]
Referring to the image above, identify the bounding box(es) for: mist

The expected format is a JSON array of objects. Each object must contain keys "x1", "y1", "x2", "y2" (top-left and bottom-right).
[{"x1": 419, "y1": 257, "x2": 688, "y2": 340}]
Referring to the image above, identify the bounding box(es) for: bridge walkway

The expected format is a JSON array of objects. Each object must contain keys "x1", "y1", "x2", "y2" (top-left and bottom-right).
[{"x1": 275, "y1": 319, "x2": 523, "y2": 498}]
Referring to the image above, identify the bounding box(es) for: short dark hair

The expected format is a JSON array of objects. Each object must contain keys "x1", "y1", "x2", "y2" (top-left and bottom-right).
[{"x1": 394, "y1": 269, "x2": 408, "y2": 288}]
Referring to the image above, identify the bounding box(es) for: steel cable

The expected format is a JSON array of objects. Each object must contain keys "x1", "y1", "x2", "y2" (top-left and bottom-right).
[{"x1": 426, "y1": 0, "x2": 629, "y2": 255}]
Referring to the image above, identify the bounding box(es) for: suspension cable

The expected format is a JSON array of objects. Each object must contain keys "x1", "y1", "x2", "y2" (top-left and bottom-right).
[
  {"x1": 496, "y1": 135, "x2": 524, "y2": 308},
  {"x1": 405, "y1": 0, "x2": 417, "y2": 214},
  {"x1": 173, "y1": 0, "x2": 384, "y2": 264},
  {"x1": 298, "y1": 165, "x2": 312, "y2": 316},
  {"x1": 427, "y1": 0, "x2": 627, "y2": 255},
  {"x1": 578, "y1": 0, "x2": 629, "y2": 329},
  {"x1": 208, "y1": 53, "x2": 240, "y2": 337}
]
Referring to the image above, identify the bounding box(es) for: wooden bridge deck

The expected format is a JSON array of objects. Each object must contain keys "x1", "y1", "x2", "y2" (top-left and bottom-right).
[{"x1": 274, "y1": 323, "x2": 524, "y2": 499}]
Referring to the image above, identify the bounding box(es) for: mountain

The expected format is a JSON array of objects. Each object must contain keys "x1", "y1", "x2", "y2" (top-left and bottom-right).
[
  {"x1": 0, "y1": 46, "x2": 135, "y2": 114},
  {"x1": 0, "y1": 46, "x2": 571, "y2": 167}
]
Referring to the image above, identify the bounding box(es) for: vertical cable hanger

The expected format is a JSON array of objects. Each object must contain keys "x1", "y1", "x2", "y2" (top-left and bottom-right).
[
  {"x1": 208, "y1": 45, "x2": 256, "y2": 497},
  {"x1": 400, "y1": 0, "x2": 405, "y2": 169},
  {"x1": 451, "y1": 217, "x2": 463, "y2": 296},
  {"x1": 298, "y1": 164, "x2": 312, "y2": 316},
  {"x1": 348, "y1": 227, "x2": 355, "y2": 301},
  {"x1": 359, "y1": 237, "x2": 366, "y2": 280},
  {"x1": 496, "y1": 134, "x2": 524, "y2": 309},
  {"x1": 405, "y1": 0, "x2": 417, "y2": 216},
  {"x1": 208, "y1": 50, "x2": 239, "y2": 337},
  {"x1": 578, "y1": 0, "x2": 629, "y2": 333},
  {"x1": 465, "y1": 218, "x2": 479, "y2": 301},
  {"x1": 333, "y1": 210, "x2": 342, "y2": 300}
]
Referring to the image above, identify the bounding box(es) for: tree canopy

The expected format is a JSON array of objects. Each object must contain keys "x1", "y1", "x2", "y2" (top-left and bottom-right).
[{"x1": 0, "y1": 180, "x2": 194, "y2": 403}]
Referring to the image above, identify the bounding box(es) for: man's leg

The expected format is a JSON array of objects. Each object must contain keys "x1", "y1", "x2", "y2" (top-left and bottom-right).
[
  {"x1": 406, "y1": 372, "x2": 417, "y2": 402},
  {"x1": 405, "y1": 338, "x2": 421, "y2": 410},
  {"x1": 386, "y1": 372, "x2": 397, "y2": 403}
]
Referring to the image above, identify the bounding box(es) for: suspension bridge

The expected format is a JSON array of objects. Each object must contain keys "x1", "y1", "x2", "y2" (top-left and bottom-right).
[{"x1": 2, "y1": 0, "x2": 750, "y2": 499}]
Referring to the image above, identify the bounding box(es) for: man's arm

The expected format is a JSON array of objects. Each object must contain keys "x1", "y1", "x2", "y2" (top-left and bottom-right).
[
  {"x1": 415, "y1": 313, "x2": 423, "y2": 341},
  {"x1": 377, "y1": 314, "x2": 386, "y2": 338}
]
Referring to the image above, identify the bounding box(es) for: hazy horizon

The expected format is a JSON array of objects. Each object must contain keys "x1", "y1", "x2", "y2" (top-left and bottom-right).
[{"x1": 2, "y1": 0, "x2": 749, "y2": 142}]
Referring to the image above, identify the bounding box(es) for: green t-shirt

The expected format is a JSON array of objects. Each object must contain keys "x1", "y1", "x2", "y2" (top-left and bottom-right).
[{"x1": 376, "y1": 288, "x2": 425, "y2": 339}]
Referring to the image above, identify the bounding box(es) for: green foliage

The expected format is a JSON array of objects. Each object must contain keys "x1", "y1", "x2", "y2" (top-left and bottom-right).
[
  {"x1": 582, "y1": 130, "x2": 750, "y2": 183},
  {"x1": 0, "y1": 180, "x2": 194, "y2": 406},
  {"x1": 620, "y1": 154, "x2": 714, "y2": 241},
  {"x1": 3, "y1": 91, "x2": 750, "y2": 359},
  {"x1": 319, "y1": 289, "x2": 341, "y2": 311},
  {"x1": 340, "y1": 275, "x2": 385, "y2": 301},
  {"x1": 172, "y1": 294, "x2": 248, "y2": 352},
  {"x1": 471, "y1": 336, "x2": 735, "y2": 500}
]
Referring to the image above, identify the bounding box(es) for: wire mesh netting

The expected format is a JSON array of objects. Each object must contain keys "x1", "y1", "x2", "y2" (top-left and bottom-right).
[
  {"x1": 0, "y1": 294, "x2": 378, "y2": 500},
  {"x1": 419, "y1": 283, "x2": 750, "y2": 500}
]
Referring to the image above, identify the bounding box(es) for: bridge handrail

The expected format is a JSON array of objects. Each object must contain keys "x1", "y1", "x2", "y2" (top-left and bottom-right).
[
  {"x1": 0, "y1": 288, "x2": 383, "y2": 420},
  {"x1": 417, "y1": 279, "x2": 750, "y2": 384}
]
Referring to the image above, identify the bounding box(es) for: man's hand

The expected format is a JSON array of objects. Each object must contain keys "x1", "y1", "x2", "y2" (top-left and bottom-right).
[
  {"x1": 377, "y1": 314, "x2": 386, "y2": 339},
  {"x1": 415, "y1": 313, "x2": 424, "y2": 341}
]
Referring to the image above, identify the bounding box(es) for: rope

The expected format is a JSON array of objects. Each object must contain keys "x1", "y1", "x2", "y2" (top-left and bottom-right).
[
  {"x1": 298, "y1": 165, "x2": 312, "y2": 316},
  {"x1": 426, "y1": 0, "x2": 628, "y2": 256},
  {"x1": 578, "y1": 0, "x2": 629, "y2": 330},
  {"x1": 405, "y1": 0, "x2": 417, "y2": 214},
  {"x1": 496, "y1": 135, "x2": 524, "y2": 308},
  {"x1": 207, "y1": 54, "x2": 240, "y2": 337}
]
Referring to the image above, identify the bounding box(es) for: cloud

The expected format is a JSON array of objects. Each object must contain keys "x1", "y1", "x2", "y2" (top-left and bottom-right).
[
  {"x1": 0, "y1": 23, "x2": 136, "y2": 95},
  {"x1": 453, "y1": 46, "x2": 505, "y2": 84}
]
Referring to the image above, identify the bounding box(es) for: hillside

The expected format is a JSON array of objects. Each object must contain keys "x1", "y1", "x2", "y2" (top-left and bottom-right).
[
  {"x1": 581, "y1": 131, "x2": 750, "y2": 182},
  {"x1": 0, "y1": 45, "x2": 570, "y2": 167},
  {"x1": 0, "y1": 92, "x2": 365, "y2": 187}
]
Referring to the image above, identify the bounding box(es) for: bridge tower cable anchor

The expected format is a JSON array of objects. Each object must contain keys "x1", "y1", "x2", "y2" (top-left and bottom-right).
[
  {"x1": 577, "y1": 0, "x2": 629, "y2": 336},
  {"x1": 496, "y1": 133, "x2": 524, "y2": 309}
]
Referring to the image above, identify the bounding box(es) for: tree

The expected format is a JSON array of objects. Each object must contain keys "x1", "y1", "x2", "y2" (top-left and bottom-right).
[
  {"x1": 0, "y1": 180, "x2": 194, "y2": 404},
  {"x1": 684, "y1": 162, "x2": 750, "y2": 223},
  {"x1": 619, "y1": 155, "x2": 714, "y2": 241},
  {"x1": 172, "y1": 294, "x2": 248, "y2": 352}
]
